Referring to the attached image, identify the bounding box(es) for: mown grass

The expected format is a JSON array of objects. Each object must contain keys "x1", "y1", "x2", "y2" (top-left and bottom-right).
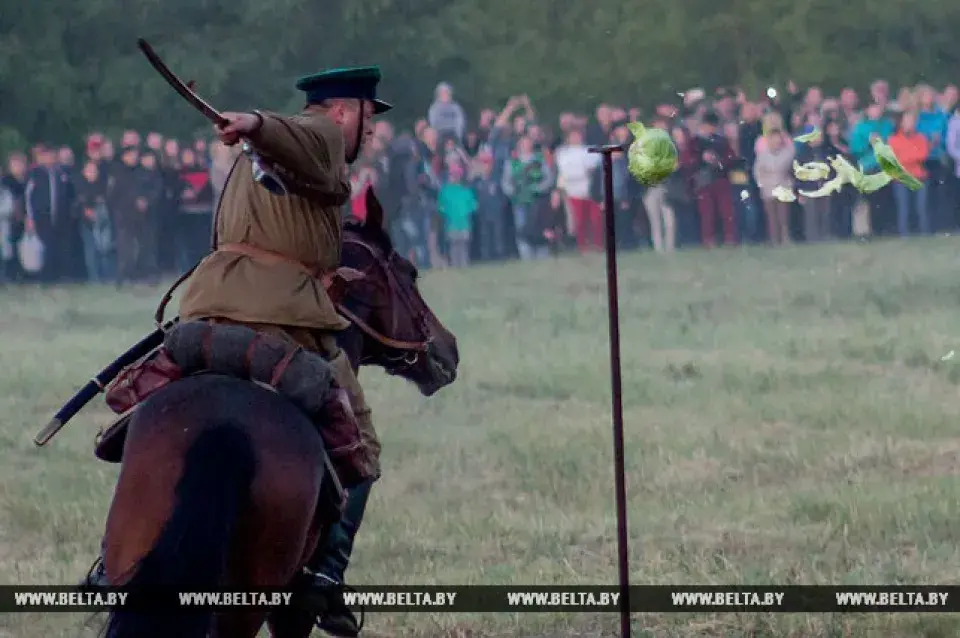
[{"x1": 3, "y1": 237, "x2": 960, "y2": 636}]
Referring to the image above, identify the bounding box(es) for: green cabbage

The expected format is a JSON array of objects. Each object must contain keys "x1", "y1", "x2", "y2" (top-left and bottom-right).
[{"x1": 627, "y1": 122, "x2": 679, "y2": 186}]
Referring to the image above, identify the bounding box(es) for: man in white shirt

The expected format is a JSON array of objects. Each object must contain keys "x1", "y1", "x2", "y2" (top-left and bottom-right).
[{"x1": 554, "y1": 128, "x2": 603, "y2": 252}]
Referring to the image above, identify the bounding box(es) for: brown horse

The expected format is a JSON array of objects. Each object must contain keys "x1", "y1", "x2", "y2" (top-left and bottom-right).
[{"x1": 101, "y1": 201, "x2": 459, "y2": 638}]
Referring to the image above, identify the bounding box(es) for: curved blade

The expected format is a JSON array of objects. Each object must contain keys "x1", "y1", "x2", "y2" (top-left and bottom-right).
[{"x1": 137, "y1": 38, "x2": 228, "y2": 127}]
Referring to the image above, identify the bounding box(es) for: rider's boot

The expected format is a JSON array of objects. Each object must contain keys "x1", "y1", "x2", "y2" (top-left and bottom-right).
[{"x1": 306, "y1": 477, "x2": 374, "y2": 637}]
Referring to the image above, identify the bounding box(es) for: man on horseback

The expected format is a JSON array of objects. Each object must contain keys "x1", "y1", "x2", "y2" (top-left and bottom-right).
[{"x1": 85, "y1": 66, "x2": 393, "y2": 634}]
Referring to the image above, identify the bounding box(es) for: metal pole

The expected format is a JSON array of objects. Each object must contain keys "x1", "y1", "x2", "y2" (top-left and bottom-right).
[{"x1": 588, "y1": 143, "x2": 630, "y2": 638}]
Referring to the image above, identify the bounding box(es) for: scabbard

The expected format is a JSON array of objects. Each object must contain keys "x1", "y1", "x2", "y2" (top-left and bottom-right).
[{"x1": 34, "y1": 320, "x2": 175, "y2": 447}]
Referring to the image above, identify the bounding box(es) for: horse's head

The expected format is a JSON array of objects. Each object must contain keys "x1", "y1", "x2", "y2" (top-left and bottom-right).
[{"x1": 334, "y1": 188, "x2": 459, "y2": 396}]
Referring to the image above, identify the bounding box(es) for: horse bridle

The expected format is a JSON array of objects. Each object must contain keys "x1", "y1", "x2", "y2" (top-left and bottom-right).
[{"x1": 335, "y1": 234, "x2": 432, "y2": 370}]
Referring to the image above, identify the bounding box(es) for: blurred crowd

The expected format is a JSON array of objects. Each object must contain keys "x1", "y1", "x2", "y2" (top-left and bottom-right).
[
  {"x1": 0, "y1": 130, "x2": 238, "y2": 285},
  {"x1": 3, "y1": 79, "x2": 960, "y2": 284}
]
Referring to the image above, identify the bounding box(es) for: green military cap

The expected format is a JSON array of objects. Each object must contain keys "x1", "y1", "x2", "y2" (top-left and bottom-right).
[{"x1": 295, "y1": 66, "x2": 392, "y2": 114}]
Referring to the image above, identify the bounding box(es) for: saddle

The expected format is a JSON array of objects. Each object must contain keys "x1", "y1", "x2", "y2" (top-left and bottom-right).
[{"x1": 96, "y1": 320, "x2": 373, "y2": 490}]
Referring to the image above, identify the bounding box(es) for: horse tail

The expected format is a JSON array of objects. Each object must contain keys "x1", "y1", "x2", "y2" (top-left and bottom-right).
[{"x1": 104, "y1": 424, "x2": 257, "y2": 638}]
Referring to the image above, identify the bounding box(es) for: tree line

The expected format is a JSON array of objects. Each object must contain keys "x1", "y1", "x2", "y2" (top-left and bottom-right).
[{"x1": 1, "y1": 0, "x2": 957, "y2": 154}]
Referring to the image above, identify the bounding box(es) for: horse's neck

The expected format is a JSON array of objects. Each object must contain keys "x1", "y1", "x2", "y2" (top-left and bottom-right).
[{"x1": 337, "y1": 325, "x2": 364, "y2": 375}]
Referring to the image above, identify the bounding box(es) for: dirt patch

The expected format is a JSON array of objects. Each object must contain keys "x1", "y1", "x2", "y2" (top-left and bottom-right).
[{"x1": 899, "y1": 442, "x2": 960, "y2": 478}]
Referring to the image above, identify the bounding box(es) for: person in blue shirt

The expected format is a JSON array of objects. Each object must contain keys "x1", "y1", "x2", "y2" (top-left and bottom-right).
[{"x1": 437, "y1": 163, "x2": 478, "y2": 267}]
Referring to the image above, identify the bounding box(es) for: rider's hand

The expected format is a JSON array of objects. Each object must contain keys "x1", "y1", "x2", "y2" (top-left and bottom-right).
[{"x1": 214, "y1": 112, "x2": 262, "y2": 146}]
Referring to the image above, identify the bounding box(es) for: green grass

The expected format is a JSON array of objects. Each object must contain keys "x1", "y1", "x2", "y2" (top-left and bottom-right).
[{"x1": 4, "y1": 237, "x2": 960, "y2": 636}]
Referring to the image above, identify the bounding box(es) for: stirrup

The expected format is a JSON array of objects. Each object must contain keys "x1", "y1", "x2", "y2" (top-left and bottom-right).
[
  {"x1": 308, "y1": 571, "x2": 365, "y2": 636},
  {"x1": 80, "y1": 555, "x2": 108, "y2": 589}
]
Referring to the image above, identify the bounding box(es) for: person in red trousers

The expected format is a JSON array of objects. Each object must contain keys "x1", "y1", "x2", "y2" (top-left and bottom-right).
[{"x1": 689, "y1": 112, "x2": 738, "y2": 247}]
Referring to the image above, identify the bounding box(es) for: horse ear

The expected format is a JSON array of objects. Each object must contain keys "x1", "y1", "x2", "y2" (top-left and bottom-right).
[
  {"x1": 326, "y1": 267, "x2": 366, "y2": 304},
  {"x1": 365, "y1": 186, "x2": 385, "y2": 230}
]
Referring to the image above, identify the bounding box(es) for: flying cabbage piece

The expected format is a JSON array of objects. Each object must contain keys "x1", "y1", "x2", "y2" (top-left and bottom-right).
[
  {"x1": 799, "y1": 175, "x2": 845, "y2": 198},
  {"x1": 827, "y1": 154, "x2": 895, "y2": 194},
  {"x1": 856, "y1": 171, "x2": 893, "y2": 193},
  {"x1": 793, "y1": 127, "x2": 822, "y2": 144},
  {"x1": 792, "y1": 160, "x2": 831, "y2": 182},
  {"x1": 772, "y1": 185, "x2": 797, "y2": 202},
  {"x1": 870, "y1": 137, "x2": 923, "y2": 190},
  {"x1": 626, "y1": 122, "x2": 679, "y2": 186},
  {"x1": 827, "y1": 155, "x2": 859, "y2": 185}
]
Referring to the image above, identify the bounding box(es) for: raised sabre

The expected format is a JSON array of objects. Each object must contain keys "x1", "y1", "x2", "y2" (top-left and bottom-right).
[
  {"x1": 136, "y1": 38, "x2": 228, "y2": 127},
  {"x1": 137, "y1": 38, "x2": 292, "y2": 196}
]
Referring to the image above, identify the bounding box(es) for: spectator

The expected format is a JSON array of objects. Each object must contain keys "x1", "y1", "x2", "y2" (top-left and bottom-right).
[
  {"x1": 554, "y1": 128, "x2": 602, "y2": 253},
  {"x1": 100, "y1": 139, "x2": 115, "y2": 164},
  {"x1": 441, "y1": 136, "x2": 470, "y2": 180},
  {"x1": 437, "y1": 164, "x2": 477, "y2": 268},
  {"x1": 724, "y1": 120, "x2": 759, "y2": 243},
  {"x1": 501, "y1": 134, "x2": 553, "y2": 260},
  {"x1": 73, "y1": 160, "x2": 113, "y2": 283},
  {"x1": 825, "y1": 119, "x2": 855, "y2": 238},
  {"x1": 108, "y1": 145, "x2": 145, "y2": 286},
  {"x1": 24, "y1": 145, "x2": 72, "y2": 282},
  {"x1": 587, "y1": 104, "x2": 614, "y2": 146},
  {"x1": 137, "y1": 150, "x2": 164, "y2": 283},
  {"x1": 610, "y1": 122, "x2": 638, "y2": 249},
  {"x1": 850, "y1": 103, "x2": 894, "y2": 234},
  {"x1": 158, "y1": 139, "x2": 182, "y2": 273},
  {"x1": 753, "y1": 123, "x2": 795, "y2": 245},
  {"x1": 642, "y1": 122, "x2": 679, "y2": 254},
  {"x1": 427, "y1": 82, "x2": 467, "y2": 146},
  {"x1": 949, "y1": 104, "x2": 960, "y2": 224},
  {"x1": 892, "y1": 87, "x2": 916, "y2": 114},
  {"x1": 795, "y1": 114, "x2": 836, "y2": 242},
  {"x1": 0, "y1": 168, "x2": 14, "y2": 284},
  {"x1": 871, "y1": 80, "x2": 890, "y2": 112},
  {"x1": 145, "y1": 132, "x2": 163, "y2": 154},
  {"x1": 471, "y1": 150, "x2": 506, "y2": 261},
  {"x1": 193, "y1": 138, "x2": 209, "y2": 167},
  {"x1": 476, "y1": 109, "x2": 497, "y2": 147},
  {"x1": 418, "y1": 126, "x2": 445, "y2": 266},
  {"x1": 120, "y1": 130, "x2": 140, "y2": 149},
  {"x1": 916, "y1": 85, "x2": 950, "y2": 230},
  {"x1": 176, "y1": 147, "x2": 214, "y2": 271},
  {"x1": 670, "y1": 125, "x2": 699, "y2": 246},
  {"x1": 888, "y1": 111, "x2": 931, "y2": 236},
  {"x1": 691, "y1": 112, "x2": 738, "y2": 247},
  {"x1": 57, "y1": 147, "x2": 76, "y2": 175},
  {"x1": 1, "y1": 152, "x2": 27, "y2": 282},
  {"x1": 541, "y1": 189, "x2": 571, "y2": 254},
  {"x1": 941, "y1": 85, "x2": 959, "y2": 114},
  {"x1": 840, "y1": 88, "x2": 860, "y2": 126}
]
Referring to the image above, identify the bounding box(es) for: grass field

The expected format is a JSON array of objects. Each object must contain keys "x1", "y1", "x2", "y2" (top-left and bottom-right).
[{"x1": 4, "y1": 237, "x2": 960, "y2": 637}]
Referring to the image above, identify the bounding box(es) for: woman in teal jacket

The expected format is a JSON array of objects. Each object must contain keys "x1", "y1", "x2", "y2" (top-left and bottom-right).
[
  {"x1": 849, "y1": 104, "x2": 895, "y2": 173},
  {"x1": 848, "y1": 103, "x2": 895, "y2": 234}
]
